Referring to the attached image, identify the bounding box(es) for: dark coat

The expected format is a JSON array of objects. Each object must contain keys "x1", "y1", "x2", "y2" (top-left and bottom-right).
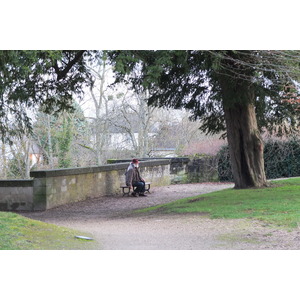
[{"x1": 125, "y1": 163, "x2": 143, "y2": 186}]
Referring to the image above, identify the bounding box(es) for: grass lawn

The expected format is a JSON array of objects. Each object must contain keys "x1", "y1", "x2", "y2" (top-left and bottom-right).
[
  {"x1": 0, "y1": 212, "x2": 98, "y2": 250},
  {"x1": 136, "y1": 178, "x2": 300, "y2": 228}
]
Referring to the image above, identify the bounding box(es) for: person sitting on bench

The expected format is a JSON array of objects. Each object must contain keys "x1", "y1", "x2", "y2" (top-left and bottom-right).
[{"x1": 125, "y1": 159, "x2": 147, "y2": 197}]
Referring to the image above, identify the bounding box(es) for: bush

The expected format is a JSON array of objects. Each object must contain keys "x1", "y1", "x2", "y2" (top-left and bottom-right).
[
  {"x1": 217, "y1": 137, "x2": 300, "y2": 181},
  {"x1": 264, "y1": 138, "x2": 300, "y2": 179},
  {"x1": 217, "y1": 146, "x2": 234, "y2": 182}
]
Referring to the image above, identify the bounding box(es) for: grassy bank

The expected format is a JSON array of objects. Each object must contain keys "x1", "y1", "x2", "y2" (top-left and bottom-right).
[
  {"x1": 0, "y1": 212, "x2": 98, "y2": 250},
  {"x1": 137, "y1": 178, "x2": 300, "y2": 228}
]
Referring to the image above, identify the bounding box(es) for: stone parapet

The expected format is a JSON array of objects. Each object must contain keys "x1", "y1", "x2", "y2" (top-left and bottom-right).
[
  {"x1": 28, "y1": 159, "x2": 171, "y2": 211},
  {"x1": 0, "y1": 180, "x2": 34, "y2": 211},
  {"x1": 0, "y1": 158, "x2": 219, "y2": 211}
]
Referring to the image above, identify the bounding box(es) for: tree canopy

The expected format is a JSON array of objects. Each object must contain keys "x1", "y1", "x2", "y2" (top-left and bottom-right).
[
  {"x1": 2, "y1": 50, "x2": 300, "y2": 139},
  {"x1": 108, "y1": 50, "x2": 300, "y2": 188},
  {"x1": 0, "y1": 50, "x2": 91, "y2": 141},
  {"x1": 108, "y1": 50, "x2": 300, "y2": 136}
]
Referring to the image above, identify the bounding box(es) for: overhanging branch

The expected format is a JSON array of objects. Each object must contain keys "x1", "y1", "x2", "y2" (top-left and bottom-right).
[{"x1": 54, "y1": 50, "x2": 86, "y2": 81}]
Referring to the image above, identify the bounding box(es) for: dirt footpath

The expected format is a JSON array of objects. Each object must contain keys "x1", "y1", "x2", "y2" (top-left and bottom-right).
[{"x1": 20, "y1": 183, "x2": 300, "y2": 250}]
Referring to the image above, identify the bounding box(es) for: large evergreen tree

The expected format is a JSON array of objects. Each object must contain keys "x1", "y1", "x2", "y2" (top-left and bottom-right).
[
  {"x1": 0, "y1": 50, "x2": 90, "y2": 140},
  {"x1": 108, "y1": 50, "x2": 300, "y2": 188}
]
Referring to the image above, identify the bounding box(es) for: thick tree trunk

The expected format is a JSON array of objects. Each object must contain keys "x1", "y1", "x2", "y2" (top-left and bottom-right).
[
  {"x1": 224, "y1": 102, "x2": 267, "y2": 188},
  {"x1": 216, "y1": 53, "x2": 268, "y2": 189}
]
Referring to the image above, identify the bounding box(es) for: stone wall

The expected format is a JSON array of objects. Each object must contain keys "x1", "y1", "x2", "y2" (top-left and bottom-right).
[
  {"x1": 170, "y1": 157, "x2": 219, "y2": 183},
  {"x1": 30, "y1": 159, "x2": 170, "y2": 211},
  {"x1": 0, "y1": 180, "x2": 33, "y2": 211},
  {"x1": 0, "y1": 157, "x2": 218, "y2": 212},
  {"x1": 186, "y1": 157, "x2": 219, "y2": 183},
  {"x1": 109, "y1": 157, "x2": 219, "y2": 184}
]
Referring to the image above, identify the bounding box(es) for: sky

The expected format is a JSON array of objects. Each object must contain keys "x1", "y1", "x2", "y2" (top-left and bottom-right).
[{"x1": 3, "y1": 1, "x2": 300, "y2": 50}]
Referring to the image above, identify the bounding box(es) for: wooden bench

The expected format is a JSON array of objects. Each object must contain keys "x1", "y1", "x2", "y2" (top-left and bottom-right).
[{"x1": 120, "y1": 182, "x2": 151, "y2": 196}]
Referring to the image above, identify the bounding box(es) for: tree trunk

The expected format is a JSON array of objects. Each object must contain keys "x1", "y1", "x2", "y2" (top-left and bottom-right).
[
  {"x1": 47, "y1": 115, "x2": 54, "y2": 168},
  {"x1": 216, "y1": 53, "x2": 268, "y2": 189},
  {"x1": 24, "y1": 139, "x2": 31, "y2": 179},
  {"x1": 2, "y1": 142, "x2": 7, "y2": 179},
  {"x1": 224, "y1": 102, "x2": 267, "y2": 188}
]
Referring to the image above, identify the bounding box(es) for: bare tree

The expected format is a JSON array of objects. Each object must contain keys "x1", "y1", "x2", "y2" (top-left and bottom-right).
[
  {"x1": 85, "y1": 52, "x2": 113, "y2": 164},
  {"x1": 110, "y1": 89, "x2": 156, "y2": 157},
  {"x1": 7, "y1": 135, "x2": 32, "y2": 178}
]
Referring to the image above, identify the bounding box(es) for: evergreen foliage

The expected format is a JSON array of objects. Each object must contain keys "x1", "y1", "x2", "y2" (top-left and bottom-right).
[
  {"x1": 32, "y1": 103, "x2": 89, "y2": 169},
  {"x1": 57, "y1": 116, "x2": 73, "y2": 168},
  {"x1": 108, "y1": 50, "x2": 300, "y2": 188},
  {"x1": 217, "y1": 145, "x2": 234, "y2": 182},
  {"x1": 0, "y1": 50, "x2": 90, "y2": 140},
  {"x1": 217, "y1": 137, "x2": 300, "y2": 181},
  {"x1": 7, "y1": 154, "x2": 26, "y2": 178},
  {"x1": 108, "y1": 50, "x2": 300, "y2": 137}
]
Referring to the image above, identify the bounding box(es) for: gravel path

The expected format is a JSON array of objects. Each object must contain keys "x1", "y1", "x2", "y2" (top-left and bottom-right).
[{"x1": 20, "y1": 182, "x2": 300, "y2": 250}]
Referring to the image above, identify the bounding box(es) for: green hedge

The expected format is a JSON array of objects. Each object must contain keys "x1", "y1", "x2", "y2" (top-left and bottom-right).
[
  {"x1": 217, "y1": 137, "x2": 300, "y2": 181},
  {"x1": 217, "y1": 145, "x2": 234, "y2": 182}
]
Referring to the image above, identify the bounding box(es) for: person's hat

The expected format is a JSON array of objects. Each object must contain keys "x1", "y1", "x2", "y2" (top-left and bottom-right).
[{"x1": 132, "y1": 158, "x2": 139, "y2": 164}]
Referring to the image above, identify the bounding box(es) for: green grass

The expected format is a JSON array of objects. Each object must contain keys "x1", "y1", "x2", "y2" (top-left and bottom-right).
[
  {"x1": 0, "y1": 212, "x2": 98, "y2": 250},
  {"x1": 136, "y1": 178, "x2": 300, "y2": 228}
]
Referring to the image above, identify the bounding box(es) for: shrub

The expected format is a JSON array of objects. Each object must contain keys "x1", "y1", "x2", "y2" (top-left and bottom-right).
[
  {"x1": 264, "y1": 138, "x2": 300, "y2": 179},
  {"x1": 217, "y1": 146, "x2": 234, "y2": 182},
  {"x1": 217, "y1": 137, "x2": 300, "y2": 181}
]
